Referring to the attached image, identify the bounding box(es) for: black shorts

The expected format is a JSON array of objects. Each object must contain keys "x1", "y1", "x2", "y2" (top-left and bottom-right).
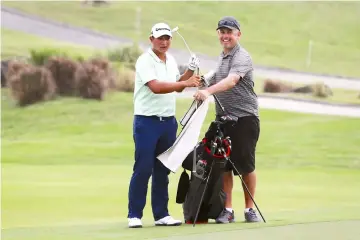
[{"x1": 221, "y1": 116, "x2": 260, "y2": 175}]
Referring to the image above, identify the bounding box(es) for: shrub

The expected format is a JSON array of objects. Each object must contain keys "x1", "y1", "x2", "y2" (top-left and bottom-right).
[
  {"x1": 291, "y1": 85, "x2": 313, "y2": 94},
  {"x1": 107, "y1": 44, "x2": 143, "y2": 64},
  {"x1": 123, "y1": 61, "x2": 136, "y2": 71},
  {"x1": 75, "y1": 62, "x2": 108, "y2": 100},
  {"x1": 115, "y1": 66, "x2": 135, "y2": 92},
  {"x1": 45, "y1": 56, "x2": 80, "y2": 96},
  {"x1": 1, "y1": 60, "x2": 10, "y2": 88},
  {"x1": 8, "y1": 64, "x2": 56, "y2": 107},
  {"x1": 263, "y1": 79, "x2": 293, "y2": 93},
  {"x1": 87, "y1": 57, "x2": 117, "y2": 89},
  {"x1": 30, "y1": 48, "x2": 86, "y2": 66},
  {"x1": 311, "y1": 82, "x2": 333, "y2": 98},
  {"x1": 30, "y1": 48, "x2": 66, "y2": 66},
  {"x1": 5, "y1": 60, "x2": 29, "y2": 80}
]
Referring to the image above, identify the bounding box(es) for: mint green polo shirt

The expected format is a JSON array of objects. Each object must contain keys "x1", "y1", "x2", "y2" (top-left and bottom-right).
[{"x1": 133, "y1": 48, "x2": 181, "y2": 117}]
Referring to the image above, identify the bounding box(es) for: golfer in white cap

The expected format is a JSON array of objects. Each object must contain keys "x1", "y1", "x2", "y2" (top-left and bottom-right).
[{"x1": 127, "y1": 22, "x2": 201, "y2": 228}]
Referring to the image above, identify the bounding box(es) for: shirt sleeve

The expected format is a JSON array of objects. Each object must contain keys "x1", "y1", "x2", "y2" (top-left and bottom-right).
[
  {"x1": 136, "y1": 56, "x2": 157, "y2": 85},
  {"x1": 229, "y1": 52, "x2": 253, "y2": 77}
]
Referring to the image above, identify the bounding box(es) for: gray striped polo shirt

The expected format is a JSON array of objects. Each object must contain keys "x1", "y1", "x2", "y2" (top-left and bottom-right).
[{"x1": 209, "y1": 43, "x2": 259, "y2": 120}]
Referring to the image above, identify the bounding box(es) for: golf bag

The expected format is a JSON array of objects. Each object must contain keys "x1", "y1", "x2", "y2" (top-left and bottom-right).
[{"x1": 176, "y1": 116, "x2": 236, "y2": 224}]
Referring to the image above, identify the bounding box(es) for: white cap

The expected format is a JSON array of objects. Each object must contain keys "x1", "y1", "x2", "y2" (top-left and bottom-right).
[{"x1": 151, "y1": 23, "x2": 172, "y2": 38}]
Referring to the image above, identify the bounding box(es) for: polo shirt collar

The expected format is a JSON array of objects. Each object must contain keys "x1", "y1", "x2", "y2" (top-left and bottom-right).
[
  {"x1": 148, "y1": 48, "x2": 167, "y2": 63},
  {"x1": 221, "y1": 43, "x2": 240, "y2": 58}
]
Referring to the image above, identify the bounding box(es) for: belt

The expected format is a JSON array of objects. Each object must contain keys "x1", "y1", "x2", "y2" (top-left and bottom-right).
[
  {"x1": 136, "y1": 115, "x2": 174, "y2": 121},
  {"x1": 216, "y1": 115, "x2": 238, "y2": 122}
]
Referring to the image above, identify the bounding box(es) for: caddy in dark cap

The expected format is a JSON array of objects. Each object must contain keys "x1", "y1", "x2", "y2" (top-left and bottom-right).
[{"x1": 194, "y1": 16, "x2": 261, "y2": 224}]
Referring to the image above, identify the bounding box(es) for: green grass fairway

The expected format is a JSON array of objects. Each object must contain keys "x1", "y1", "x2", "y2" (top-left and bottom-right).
[
  {"x1": 161, "y1": 220, "x2": 360, "y2": 240},
  {"x1": 2, "y1": 89, "x2": 360, "y2": 240},
  {"x1": 3, "y1": 1, "x2": 360, "y2": 78}
]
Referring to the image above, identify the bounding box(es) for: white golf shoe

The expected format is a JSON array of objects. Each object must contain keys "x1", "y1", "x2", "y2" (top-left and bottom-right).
[
  {"x1": 154, "y1": 216, "x2": 182, "y2": 226},
  {"x1": 128, "y1": 217, "x2": 142, "y2": 228}
]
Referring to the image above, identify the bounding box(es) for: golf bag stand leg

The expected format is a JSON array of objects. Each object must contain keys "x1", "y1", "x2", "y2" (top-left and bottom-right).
[
  {"x1": 224, "y1": 153, "x2": 266, "y2": 223},
  {"x1": 192, "y1": 160, "x2": 215, "y2": 227},
  {"x1": 192, "y1": 142, "x2": 218, "y2": 227}
]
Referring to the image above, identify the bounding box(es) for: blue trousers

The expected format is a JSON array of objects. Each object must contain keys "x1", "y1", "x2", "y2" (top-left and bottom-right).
[{"x1": 128, "y1": 115, "x2": 178, "y2": 221}]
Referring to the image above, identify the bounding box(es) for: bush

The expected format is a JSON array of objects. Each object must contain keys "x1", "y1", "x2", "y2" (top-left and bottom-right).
[
  {"x1": 5, "y1": 60, "x2": 29, "y2": 80},
  {"x1": 107, "y1": 44, "x2": 143, "y2": 64},
  {"x1": 91, "y1": 60, "x2": 135, "y2": 92},
  {"x1": 311, "y1": 82, "x2": 333, "y2": 98},
  {"x1": 291, "y1": 85, "x2": 313, "y2": 94},
  {"x1": 45, "y1": 56, "x2": 80, "y2": 96},
  {"x1": 115, "y1": 66, "x2": 135, "y2": 92},
  {"x1": 8, "y1": 64, "x2": 56, "y2": 107},
  {"x1": 123, "y1": 61, "x2": 136, "y2": 71},
  {"x1": 75, "y1": 62, "x2": 108, "y2": 100},
  {"x1": 263, "y1": 79, "x2": 293, "y2": 93},
  {"x1": 1, "y1": 60, "x2": 11, "y2": 88},
  {"x1": 87, "y1": 57, "x2": 117, "y2": 89},
  {"x1": 30, "y1": 48, "x2": 86, "y2": 66}
]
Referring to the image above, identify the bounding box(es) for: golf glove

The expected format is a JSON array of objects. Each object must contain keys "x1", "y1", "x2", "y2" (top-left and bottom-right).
[{"x1": 188, "y1": 54, "x2": 200, "y2": 71}]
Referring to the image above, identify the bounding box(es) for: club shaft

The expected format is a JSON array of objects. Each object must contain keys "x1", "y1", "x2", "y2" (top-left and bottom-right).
[
  {"x1": 213, "y1": 95, "x2": 226, "y2": 114},
  {"x1": 176, "y1": 32, "x2": 193, "y2": 55},
  {"x1": 224, "y1": 153, "x2": 266, "y2": 223},
  {"x1": 202, "y1": 78, "x2": 226, "y2": 114}
]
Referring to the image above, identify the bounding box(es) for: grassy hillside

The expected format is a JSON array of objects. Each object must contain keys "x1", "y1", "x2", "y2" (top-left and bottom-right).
[
  {"x1": 1, "y1": 28, "x2": 98, "y2": 59},
  {"x1": 2, "y1": 1, "x2": 360, "y2": 77},
  {"x1": 2, "y1": 28, "x2": 360, "y2": 105}
]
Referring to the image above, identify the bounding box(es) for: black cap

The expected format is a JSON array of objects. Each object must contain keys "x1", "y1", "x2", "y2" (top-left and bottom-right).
[{"x1": 216, "y1": 16, "x2": 240, "y2": 31}]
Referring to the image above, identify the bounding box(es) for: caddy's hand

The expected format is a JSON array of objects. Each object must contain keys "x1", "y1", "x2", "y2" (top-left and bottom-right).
[
  {"x1": 184, "y1": 75, "x2": 201, "y2": 88},
  {"x1": 188, "y1": 54, "x2": 200, "y2": 71},
  {"x1": 193, "y1": 89, "x2": 210, "y2": 101}
]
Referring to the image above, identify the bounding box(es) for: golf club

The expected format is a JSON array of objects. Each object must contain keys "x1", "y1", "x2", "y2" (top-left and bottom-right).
[
  {"x1": 172, "y1": 26, "x2": 193, "y2": 56},
  {"x1": 172, "y1": 26, "x2": 225, "y2": 114}
]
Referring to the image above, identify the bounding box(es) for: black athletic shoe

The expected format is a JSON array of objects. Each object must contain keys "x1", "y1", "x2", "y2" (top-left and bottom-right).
[
  {"x1": 244, "y1": 208, "x2": 261, "y2": 223},
  {"x1": 215, "y1": 209, "x2": 235, "y2": 224}
]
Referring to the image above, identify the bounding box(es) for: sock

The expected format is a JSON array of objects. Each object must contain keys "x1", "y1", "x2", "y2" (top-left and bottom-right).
[
  {"x1": 226, "y1": 208, "x2": 233, "y2": 212},
  {"x1": 244, "y1": 208, "x2": 252, "y2": 213}
]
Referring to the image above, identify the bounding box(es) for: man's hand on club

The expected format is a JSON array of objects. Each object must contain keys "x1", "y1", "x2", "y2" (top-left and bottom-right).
[
  {"x1": 193, "y1": 89, "x2": 210, "y2": 101},
  {"x1": 183, "y1": 75, "x2": 201, "y2": 87},
  {"x1": 188, "y1": 54, "x2": 200, "y2": 71},
  {"x1": 199, "y1": 76, "x2": 207, "y2": 88}
]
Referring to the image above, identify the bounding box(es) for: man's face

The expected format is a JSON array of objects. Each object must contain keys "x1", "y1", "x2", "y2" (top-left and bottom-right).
[
  {"x1": 150, "y1": 35, "x2": 171, "y2": 54},
  {"x1": 217, "y1": 27, "x2": 241, "y2": 50}
]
